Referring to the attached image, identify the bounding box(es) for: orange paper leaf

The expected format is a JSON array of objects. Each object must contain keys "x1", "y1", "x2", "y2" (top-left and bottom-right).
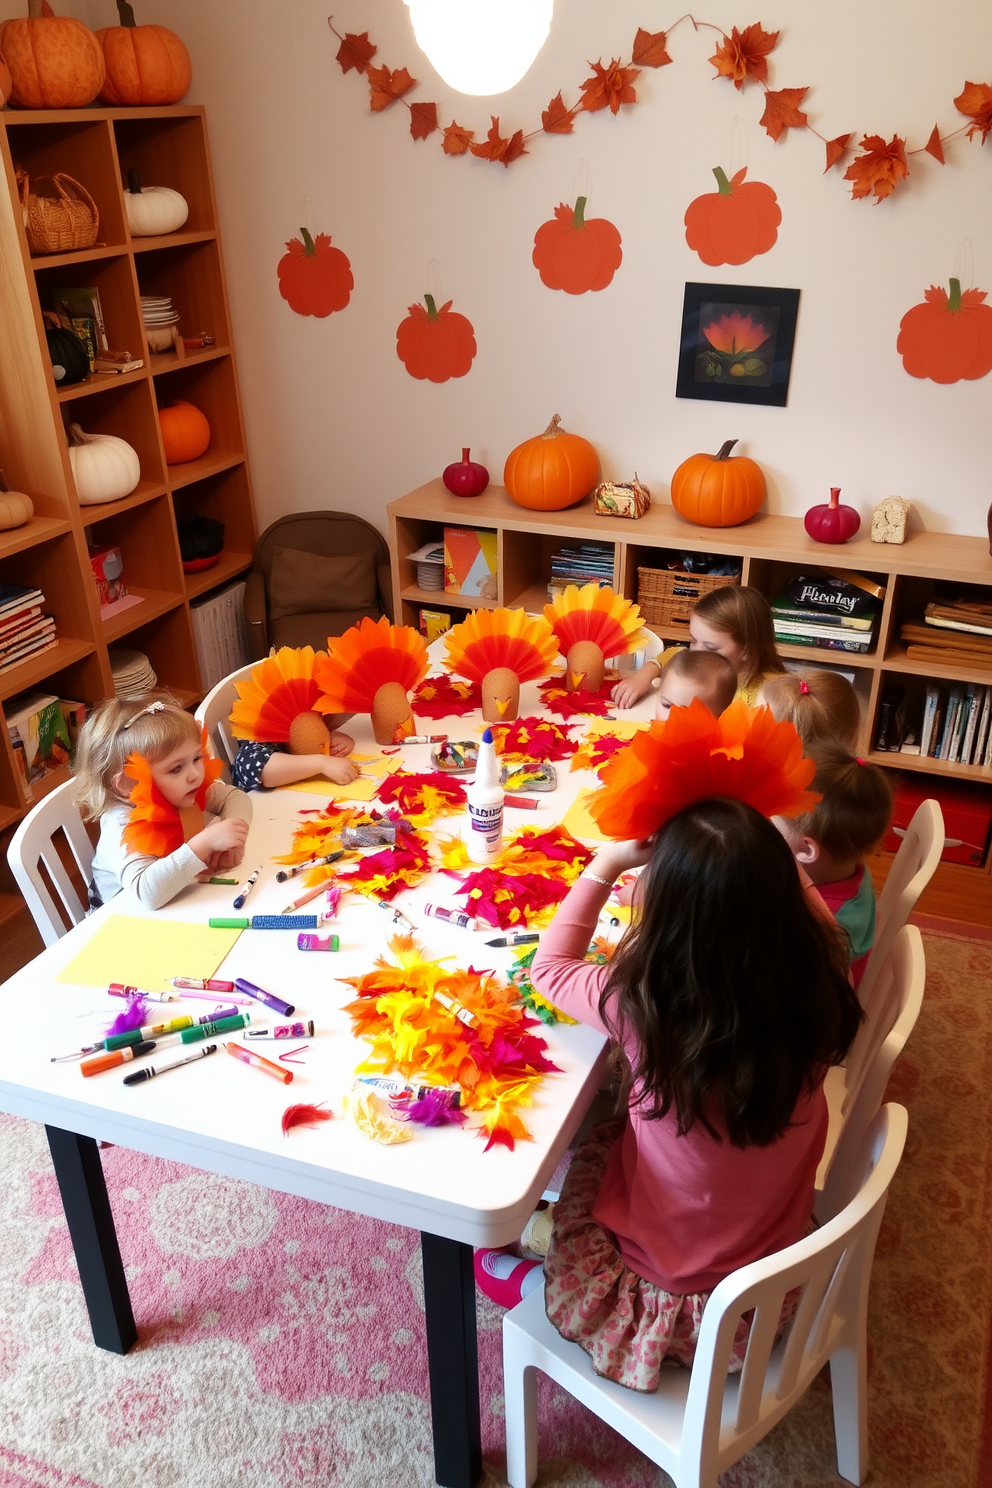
[
  {"x1": 368, "y1": 64, "x2": 416, "y2": 112},
  {"x1": 442, "y1": 121, "x2": 474, "y2": 155},
  {"x1": 759, "y1": 86, "x2": 809, "y2": 142},
  {"x1": 631, "y1": 27, "x2": 672, "y2": 68},
  {"x1": 410, "y1": 100, "x2": 438, "y2": 141},
  {"x1": 824, "y1": 133, "x2": 852, "y2": 171},
  {"x1": 844, "y1": 133, "x2": 909, "y2": 202},
  {"x1": 336, "y1": 30, "x2": 376, "y2": 74},
  {"x1": 469, "y1": 116, "x2": 527, "y2": 166},
  {"x1": 579, "y1": 58, "x2": 639, "y2": 115},
  {"x1": 709, "y1": 23, "x2": 779, "y2": 90},
  {"x1": 924, "y1": 125, "x2": 945, "y2": 164},
  {"x1": 955, "y1": 80, "x2": 992, "y2": 143},
  {"x1": 542, "y1": 91, "x2": 575, "y2": 134}
]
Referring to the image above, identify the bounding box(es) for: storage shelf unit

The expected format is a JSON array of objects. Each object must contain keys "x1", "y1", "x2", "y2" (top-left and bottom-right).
[
  {"x1": 388, "y1": 481, "x2": 992, "y2": 863},
  {"x1": 0, "y1": 104, "x2": 257, "y2": 864}
]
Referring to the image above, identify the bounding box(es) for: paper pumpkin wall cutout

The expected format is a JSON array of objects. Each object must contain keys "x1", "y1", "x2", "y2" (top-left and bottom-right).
[
  {"x1": 684, "y1": 166, "x2": 781, "y2": 267},
  {"x1": 397, "y1": 294, "x2": 476, "y2": 382},
  {"x1": 532, "y1": 197, "x2": 622, "y2": 294},
  {"x1": 278, "y1": 228, "x2": 353, "y2": 318},
  {"x1": 897, "y1": 278, "x2": 992, "y2": 384}
]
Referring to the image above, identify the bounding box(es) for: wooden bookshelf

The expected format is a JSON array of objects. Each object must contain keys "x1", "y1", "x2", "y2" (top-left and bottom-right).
[{"x1": 0, "y1": 105, "x2": 257, "y2": 838}]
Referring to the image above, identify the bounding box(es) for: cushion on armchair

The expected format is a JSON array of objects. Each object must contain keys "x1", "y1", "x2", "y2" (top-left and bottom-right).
[{"x1": 268, "y1": 546, "x2": 378, "y2": 621}]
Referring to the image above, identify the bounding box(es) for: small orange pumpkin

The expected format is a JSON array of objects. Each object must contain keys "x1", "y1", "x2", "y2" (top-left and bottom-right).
[
  {"x1": 670, "y1": 439, "x2": 765, "y2": 528},
  {"x1": 97, "y1": 0, "x2": 191, "y2": 107},
  {"x1": 0, "y1": 58, "x2": 12, "y2": 104},
  {"x1": 503, "y1": 415, "x2": 599, "y2": 512},
  {"x1": 159, "y1": 400, "x2": 210, "y2": 464},
  {"x1": 0, "y1": 0, "x2": 105, "y2": 110}
]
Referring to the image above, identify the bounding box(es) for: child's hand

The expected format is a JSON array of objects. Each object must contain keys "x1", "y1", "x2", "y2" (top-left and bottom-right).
[
  {"x1": 327, "y1": 730, "x2": 355, "y2": 757},
  {"x1": 611, "y1": 666, "x2": 655, "y2": 709},
  {"x1": 322, "y1": 754, "x2": 359, "y2": 786},
  {"x1": 189, "y1": 816, "x2": 249, "y2": 868},
  {"x1": 592, "y1": 837, "x2": 656, "y2": 880}
]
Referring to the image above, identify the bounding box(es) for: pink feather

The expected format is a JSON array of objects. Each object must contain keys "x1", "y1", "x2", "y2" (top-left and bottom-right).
[
  {"x1": 281, "y1": 1102, "x2": 333, "y2": 1136},
  {"x1": 105, "y1": 997, "x2": 150, "y2": 1035},
  {"x1": 392, "y1": 1089, "x2": 467, "y2": 1128}
]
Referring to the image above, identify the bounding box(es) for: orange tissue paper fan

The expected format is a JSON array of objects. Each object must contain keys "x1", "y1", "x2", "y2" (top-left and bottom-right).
[
  {"x1": 588, "y1": 697, "x2": 819, "y2": 841},
  {"x1": 442, "y1": 607, "x2": 559, "y2": 724},
  {"x1": 315, "y1": 617, "x2": 428, "y2": 745},
  {"x1": 229, "y1": 646, "x2": 332, "y2": 755},
  {"x1": 544, "y1": 584, "x2": 648, "y2": 692},
  {"x1": 121, "y1": 726, "x2": 223, "y2": 859}
]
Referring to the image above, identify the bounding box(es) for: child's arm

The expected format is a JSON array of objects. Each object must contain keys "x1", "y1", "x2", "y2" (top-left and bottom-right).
[
  {"x1": 611, "y1": 660, "x2": 660, "y2": 709},
  {"x1": 259, "y1": 751, "x2": 358, "y2": 787},
  {"x1": 206, "y1": 780, "x2": 252, "y2": 824},
  {"x1": 119, "y1": 815, "x2": 248, "y2": 910}
]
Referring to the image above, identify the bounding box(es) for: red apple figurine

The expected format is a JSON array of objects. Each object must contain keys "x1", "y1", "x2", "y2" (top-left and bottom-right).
[
  {"x1": 804, "y1": 487, "x2": 861, "y2": 544},
  {"x1": 442, "y1": 447, "x2": 489, "y2": 497}
]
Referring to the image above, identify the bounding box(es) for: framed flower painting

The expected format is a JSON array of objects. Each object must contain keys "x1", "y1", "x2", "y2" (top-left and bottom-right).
[{"x1": 675, "y1": 282, "x2": 800, "y2": 406}]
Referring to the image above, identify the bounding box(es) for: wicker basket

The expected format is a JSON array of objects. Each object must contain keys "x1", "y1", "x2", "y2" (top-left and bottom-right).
[
  {"x1": 17, "y1": 169, "x2": 99, "y2": 255},
  {"x1": 637, "y1": 566, "x2": 740, "y2": 628}
]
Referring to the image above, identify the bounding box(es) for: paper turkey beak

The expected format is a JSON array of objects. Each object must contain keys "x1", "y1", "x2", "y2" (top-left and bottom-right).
[
  {"x1": 495, "y1": 697, "x2": 511, "y2": 717},
  {"x1": 569, "y1": 671, "x2": 586, "y2": 690},
  {"x1": 393, "y1": 715, "x2": 416, "y2": 742}
]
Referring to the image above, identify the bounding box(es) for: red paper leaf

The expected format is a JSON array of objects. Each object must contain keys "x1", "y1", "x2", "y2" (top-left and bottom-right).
[
  {"x1": 844, "y1": 133, "x2": 909, "y2": 202},
  {"x1": 631, "y1": 27, "x2": 672, "y2": 68},
  {"x1": 442, "y1": 121, "x2": 475, "y2": 155},
  {"x1": 759, "y1": 86, "x2": 809, "y2": 142},
  {"x1": 579, "y1": 58, "x2": 640, "y2": 115},
  {"x1": 469, "y1": 116, "x2": 527, "y2": 166},
  {"x1": 924, "y1": 125, "x2": 945, "y2": 164},
  {"x1": 824, "y1": 133, "x2": 852, "y2": 171},
  {"x1": 542, "y1": 91, "x2": 575, "y2": 134},
  {"x1": 955, "y1": 80, "x2": 992, "y2": 144},
  {"x1": 410, "y1": 101, "x2": 438, "y2": 141},
  {"x1": 709, "y1": 23, "x2": 779, "y2": 90},
  {"x1": 368, "y1": 64, "x2": 416, "y2": 112},
  {"x1": 336, "y1": 30, "x2": 376, "y2": 75}
]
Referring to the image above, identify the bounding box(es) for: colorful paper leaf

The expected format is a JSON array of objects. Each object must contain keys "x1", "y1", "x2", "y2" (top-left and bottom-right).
[
  {"x1": 760, "y1": 86, "x2": 809, "y2": 141},
  {"x1": 924, "y1": 125, "x2": 945, "y2": 164},
  {"x1": 824, "y1": 133, "x2": 852, "y2": 171},
  {"x1": 469, "y1": 116, "x2": 527, "y2": 166},
  {"x1": 542, "y1": 91, "x2": 575, "y2": 134},
  {"x1": 631, "y1": 27, "x2": 672, "y2": 68},
  {"x1": 368, "y1": 64, "x2": 416, "y2": 112},
  {"x1": 955, "y1": 81, "x2": 992, "y2": 143},
  {"x1": 336, "y1": 30, "x2": 376, "y2": 74},
  {"x1": 442, "y1": 121, "x2": 475, "y2": 155},
  {"x1": 579, "y1": 58, "x2": 640, "y2": 115},
  {"x1": 410, "y1": 101, "x2": 438, "y2": 141},
  {"x1": 844, "y1": 133, "x2": 909, "y2": 201},
  {"x1": 709, "y1": 23, "x2": 779, "y2": 90}
]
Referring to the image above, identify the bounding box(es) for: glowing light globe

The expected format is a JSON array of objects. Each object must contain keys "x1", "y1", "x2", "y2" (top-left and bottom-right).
[{"x1": 403, "y1": 0, "x2": 554, "y2": 96}]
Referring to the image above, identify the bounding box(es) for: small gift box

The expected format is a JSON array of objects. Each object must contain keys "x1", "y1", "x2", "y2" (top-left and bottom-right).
[{"x1": 594, "y1": 476, "x2": 651, "y2": 520}]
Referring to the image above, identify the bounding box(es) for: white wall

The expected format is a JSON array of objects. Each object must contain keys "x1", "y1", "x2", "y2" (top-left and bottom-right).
[{"x1": 11, "y1": 0, "x2": 992, "y2": 538}]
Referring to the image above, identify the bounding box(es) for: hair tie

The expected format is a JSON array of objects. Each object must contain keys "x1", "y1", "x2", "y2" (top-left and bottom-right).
[
  {"x1": 855, "y1": 756, "x2": 866, "y2": 765},
  {"x1": 799, "y1": 680, "x2": 810, "y2": 695},
  {"x1": 123, "y1": 700, "x2": 165, "y2": 729}
]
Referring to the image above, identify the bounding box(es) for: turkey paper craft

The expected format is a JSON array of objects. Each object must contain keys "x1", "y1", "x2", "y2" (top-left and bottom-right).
[
  {"x1": 442, "y1": 607, "x2": 559, "y2": 723},
  {"x1": 543, "y1": 583, "x2": 648, "y2": 692},
  {"x1": 121, "y1": 726, "x2": 223, "y2": 857},
  {"x1": 229, "y1": 646, "x2": 333, "y2": 754},
  {"x1": 315, "y1": 616, "x2": 428, "y2": 744}
]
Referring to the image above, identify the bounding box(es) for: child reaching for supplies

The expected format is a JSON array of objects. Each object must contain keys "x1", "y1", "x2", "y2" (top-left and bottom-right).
[
  {"x1": 651, "y1": 648, "x2": 737, "y2": 721},
  {"x1": 774, "y1": 743, "x2": 893, "y2": 987},
  {"x1": 232, "y1": 726, "x2": 359, "y2": 792},
  {"x1": 760, "y1": 670, "x2": 862, "y2": 751},
  {"x1": 75, "y1": 694, "x2": 252, "y2": 911}
]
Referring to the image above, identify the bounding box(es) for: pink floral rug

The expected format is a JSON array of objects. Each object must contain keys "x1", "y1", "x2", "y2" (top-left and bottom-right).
[{"x1": 0, "y1": 919, "x2": 988, "y2": 1488}]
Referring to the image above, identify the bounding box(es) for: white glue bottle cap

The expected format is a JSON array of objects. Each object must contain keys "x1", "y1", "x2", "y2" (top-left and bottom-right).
[{"x1": 466, "y1": 727, "x2": 504, "y2": 863}]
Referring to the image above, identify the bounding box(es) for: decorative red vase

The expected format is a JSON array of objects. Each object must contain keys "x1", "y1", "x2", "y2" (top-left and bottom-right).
[
  {"x1": 804, "y1": 487, "x2": 860, "y2": 544},
  {"x1": 442, "y1": 447, "x2": 489, "y2": 497}
]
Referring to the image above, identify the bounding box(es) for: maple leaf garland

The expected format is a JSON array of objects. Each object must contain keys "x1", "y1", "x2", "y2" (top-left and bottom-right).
[
  {"x1": 955, "y1": 81, "x2": 992, "y2": 144},
  {"x1": 367, "y1": 64, "x2": 415, "y2": 112},
  {"x1": 709, "y1": 23, "x2": 780, "y2": 90},
  {"x1": 579, "y1": 58, "x2": 640, "y2": 115},
  {"x1": 844, "y1": 133, "x2": 910, "y2": 202},
  {"x1": 760, "y1": 87, "x2": 809, "y2": 142},
  {"x1": 469, "y1": 116, "x2": 527, "y2": 167}
]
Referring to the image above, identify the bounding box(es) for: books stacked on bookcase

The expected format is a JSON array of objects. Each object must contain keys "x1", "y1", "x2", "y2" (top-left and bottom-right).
[
  {"x1": 0, "y1": 585, "x2": 56, "y2": 675},
  {"x1": 771, "y1": 571, "x2": 882, "y2": 654},
  {"x1": 912, "y1": 682, "x2": 992, "y2": 767},
  {"x1": 899, "y1": 585, "x2": 992, "y2": 669},
  {"x1": 547, "y1": 543, "x2": 614, "y2": 599}
]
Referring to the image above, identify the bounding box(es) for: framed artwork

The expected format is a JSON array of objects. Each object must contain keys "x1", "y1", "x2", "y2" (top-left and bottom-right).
[{"x1": 675, "y1": 282, "x2": 800, "y2": 407}]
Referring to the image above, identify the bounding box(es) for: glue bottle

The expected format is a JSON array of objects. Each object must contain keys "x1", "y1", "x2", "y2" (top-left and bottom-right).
[{"x1": 466, "y1": 727, "x2": 504, "y2": 863}]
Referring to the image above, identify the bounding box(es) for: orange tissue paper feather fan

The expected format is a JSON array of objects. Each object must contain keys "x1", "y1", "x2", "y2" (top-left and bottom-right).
[
  {"x1": 443, "y1": 607, "x2": 559, "y2": 685},
  {"x1": 588, "y1": 697, "x2": 819, "y2": 841},
  {"x1": 315, "y1": 617, "x2": 429, "y2": 744},
  {"x1": 121, "y1": 727, "x2": 223, "y2": 858},
  {"x1": 229, "y1": 647, "x2": 327, "y2": 744},
  {"x1": 544, "y1": 584, "x2": 648, "y2": 691}
]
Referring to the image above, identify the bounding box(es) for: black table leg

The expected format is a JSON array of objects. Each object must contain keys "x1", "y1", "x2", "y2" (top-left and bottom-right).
[
  {"x1": 45, "y1": 1126, "x2": 136, "y2": 1355},
  {"x1": 420, "y1": 1232, "x2": 482, "y2": 1488}
]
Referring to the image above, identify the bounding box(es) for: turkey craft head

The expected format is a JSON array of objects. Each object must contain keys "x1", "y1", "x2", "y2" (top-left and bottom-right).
[
  {"x1": 315, "y1": 616, "x2": 429, "y2": 745},
  {"x1": 544, "y1": 583, "x2": 648, "y2": 692},
  {"x1": 442, "y1": 607, "x2": 559, "y2": 724},
  {"x1": 229, "y1": 646, "x2": 333, "y2": 754}
]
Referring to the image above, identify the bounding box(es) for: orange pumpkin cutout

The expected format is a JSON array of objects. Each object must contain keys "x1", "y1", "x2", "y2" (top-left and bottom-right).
[
  {"x1": 503, "y1": 414, "x2": 599, "y2": 512},
  {"x1": 684, "y1": 166, "x2": 781, "y2": 268},
  {"x1": 397, "y1": 294, "x2": 476, "y2": 383},
  {"x1": 532, "y1": 197, "x2": 622, "y2": 295},
  {"x1": 670, "y1": 439, "x2": 765, "y2": 528},
  {"x1": 278, "y1": 228, "x2": 353, "y2": 319},
  {"x1": 159, "y1": 401, "x2": 210, "y2": 464},
  {"x1": 897, "y1": 278, "x2": 992, "y2": 385},
  {"x1": 97, "y1": 0, "x2": 191, "y2": 106},
  {"x1": 0, "y1": 0, "x2": 105, "y2": 110}
]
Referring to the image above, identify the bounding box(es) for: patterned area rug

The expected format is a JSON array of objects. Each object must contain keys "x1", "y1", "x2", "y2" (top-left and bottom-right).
[{"x1": 0, "y1": 920, "x2": 988, "y2": 1488}]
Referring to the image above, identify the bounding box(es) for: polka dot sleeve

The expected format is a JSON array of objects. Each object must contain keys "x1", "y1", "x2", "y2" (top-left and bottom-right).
[{"x1": 231, "y1": 740, "x2": 284, "y2": 792}]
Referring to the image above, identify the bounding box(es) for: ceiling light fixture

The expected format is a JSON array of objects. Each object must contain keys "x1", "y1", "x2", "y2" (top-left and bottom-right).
[{"x1": 403, "y1": 0, "x2": 554, "y2": 96}]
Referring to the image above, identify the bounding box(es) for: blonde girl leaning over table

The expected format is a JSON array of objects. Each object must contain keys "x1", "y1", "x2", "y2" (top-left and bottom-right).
[
  {"x1": 759, "y1": 668, "x2": 862, "y2": 751},
  {"x1": 75, "y1": 693, "x2": 252, "y2": 911}
]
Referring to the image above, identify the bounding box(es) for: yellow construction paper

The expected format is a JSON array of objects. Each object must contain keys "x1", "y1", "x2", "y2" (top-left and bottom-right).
[
  {"x1": 57, "y1": 915, "x2": 243, "y2": 993},
  {"x1": 580, "y1": 719, "x2": 642, "y2": 741},
  {"x1": 283, "y1": 754, "x2": 402, "y2": 799},
  {"x1": 561, "y1": 787, "x2": 610, "y2": 844}
]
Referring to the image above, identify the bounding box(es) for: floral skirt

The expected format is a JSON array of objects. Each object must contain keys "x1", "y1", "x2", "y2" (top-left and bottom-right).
[{"x1": 543, "y1": 1119, "x2": 801, "y2": 1393}]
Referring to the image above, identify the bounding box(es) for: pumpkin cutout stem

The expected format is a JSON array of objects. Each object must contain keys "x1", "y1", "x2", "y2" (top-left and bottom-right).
[
  {"x1": 712, "y1": 167, "x2": 734, "y2": 195},
  {"x1": 423, "y1": 293, "x2": 440, "y2": 320},
  {"x1": 300, "y1": 227, "x2": 318, "y2": 256},
  {"x1": 572, "y1": 197, "x2": 588, "y2": 228}
]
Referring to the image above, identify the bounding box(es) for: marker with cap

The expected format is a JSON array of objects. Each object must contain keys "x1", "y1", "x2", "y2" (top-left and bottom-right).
[
  {"x1": 402, "y1": 734, "x2": 448, "y2": 745},
  {"x1": 245, "y1": 1020, "x2": 315, "y2": 1041},
  {"x1": 233, "y1": 867, "x2": 262, "y2": 911},
  {"x1": 234, "y1": 978, "x2": 295, "y2": 1018},
  {"x1": 226, "y1": 1041, "x2": 293, "y2": 1085},
  {"x1": 170, "y1": 977, "x2": 236, "y2": 993},
  {"x1": 209, "y1": 915, "x2": 331, "y2": 930},
  {"x1": 134, "y1": 1014, "x2": 252, "y2": 1056},
  {"x1": 275, "y1": 851, "x2": 343, "y2": 883},
  {"x1": 104, "y1": 1014, "x2": 193, "y2": 1052},
  {"x1": 109, "y1": 982, "x2": 179, "y2": 1003},
  {"x1": 504, "y1": 797, "x2": 540, "y2": 810},
  {"x1": 424, "y1": 904, "x2": 478, "y2": 931},
  {"x1": 81, "y1": 1041, "x2": 156, "y2": 1077},
  {"x1": 485, "y1": 931, "x2": 540, "y2": 948},
  {"x1": 124, "y1": 1044, "x2": 219, "y2": 1087},
  {"x1": 370, "y1": 898, "x2": 414, "y2": 932}
]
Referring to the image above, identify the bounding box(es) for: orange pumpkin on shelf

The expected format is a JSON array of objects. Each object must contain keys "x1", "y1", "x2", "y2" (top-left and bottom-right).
[
  {"x1": 396, "y1": 294, "x2": 476, "y2": 383},
  {"x1": 532, "y1": 197, "x2": 622, "y2": 295},
  {"x1": 503, "y1": 414, "x2": 599, "y2": 512},
  {"x1": 670, "y1": 439, "x2": 765, "y2": 528},
  {"x1": 684, "y1": 167, "x2": 780, "y2": 268},
  {"x1": 0, "y1": 58, "x2": 11, "y2": 105},
  {"x1": 277, "y1": 227, "x2": 353, "y2": 318},
  {"x1": 896, "y1": 277, "x2": 992, "y2": 385},
  {"x1": 97, "y1": 0, "x2": 191, "y2": 106},
  {"x1": 0, "y1": 0, "x2": 105, "y2": 110},
  {"x1": 159, "y1": 400, "x2": 210, "y2": 464}
]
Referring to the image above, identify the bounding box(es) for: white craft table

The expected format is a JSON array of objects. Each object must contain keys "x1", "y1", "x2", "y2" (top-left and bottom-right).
[{"x1": 0, "y1": 651, "x2": 660, "y2": 1488}]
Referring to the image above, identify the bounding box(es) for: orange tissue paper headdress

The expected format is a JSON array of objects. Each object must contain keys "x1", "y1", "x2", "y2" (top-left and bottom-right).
[
  {"x1": 229, "y1": 646, "x2": 332, "y2": 755},
  {"x1": 544, "y1": 584, "x2": 648, "y2": 692},
  {"x1": 315, "y1": 616, "x2": 428, "y2": 745},
  {"x1": 121, "y1": 726, "x2": 223, "y2": 858},
  {"x1": 588, "y1": 697, "x2": 819, "y2": 840},
  {"x1": 443, "y1": 607, "x2": 559, "y2": 723}
]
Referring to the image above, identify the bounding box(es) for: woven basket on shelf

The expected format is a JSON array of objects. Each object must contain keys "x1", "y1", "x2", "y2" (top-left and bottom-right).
[
  {"x1": 17, "y1": 169, "x2": 99, "y2": 255},
  {"x1": 636, "y1": 566, "x2": 740, "y2": 628}
]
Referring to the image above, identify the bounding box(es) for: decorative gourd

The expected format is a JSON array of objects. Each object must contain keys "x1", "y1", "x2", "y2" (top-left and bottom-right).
[
  {"x1": 503, "y1": 414, "x2": 599, "y2": 512},
  {"x1": 442, "y1": 447, "x2": 489, "y2": 497},
  {"x1": 532, "y1": 197, "x2": 623, "y2": 294},
  {"x1": 896, "y1": 278, "x2": 992, "y2": 385},
  {"x1": 66, "y1": 423, "x2": 140, "y2": 505},
  {"x1": 683, "y1": 166, "x2": 781, "y2": 267},
  {"x1": 0, "y1": 473, "x2": 33, "y2": 531},
  {"x1": 804, "y1": 487, "x2": 861, "y2": 545},
  {"x1": 123, "y1": 168, "x2": 188, "y2": 237},
  {"x1": 670, "y1": 439, "x2": 765, "y2": 528},
  {"x1": 97, "y1": 0, "x2": 191, "y2": 106},
  {"x1": 44, "y1": 315, "x2": 89, "y2": 385},
  {"x1": 277, "y1": 227, "x2": 353, "y2": 318},
  {"x1": 0, "y1": 0, "x2": 105, "y2": 110},
  {"x1": 396, "y1": 294, "x2": 476, "y2": 383},
  {"x1": 159, "y1": 401, "x2": 210, "y2": 464}
]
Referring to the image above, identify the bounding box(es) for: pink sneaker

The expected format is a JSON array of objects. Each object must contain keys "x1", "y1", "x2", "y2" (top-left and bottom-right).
[{"x1": 474, "y1": 1247, "x2": 544, "y2": 1308}]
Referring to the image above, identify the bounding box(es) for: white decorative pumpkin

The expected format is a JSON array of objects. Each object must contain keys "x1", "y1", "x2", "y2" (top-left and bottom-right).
[
  {"x1": 0, "y1": 473, "x2": 33, "y2": 531},
  {"x1": 66, "y1": 423, "x2": 141, "y2": 505},
  {"x1": 123, "y1": 168, "x2": 188, "y2": 237}
]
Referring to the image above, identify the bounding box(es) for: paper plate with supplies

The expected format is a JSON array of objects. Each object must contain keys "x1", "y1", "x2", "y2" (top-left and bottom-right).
[
  {"x1": 500, "y1": 761, "x2": 557, "y2": 792},
  {"x1": 430, "y1": 740, "x2": 479, "y2": 773}
]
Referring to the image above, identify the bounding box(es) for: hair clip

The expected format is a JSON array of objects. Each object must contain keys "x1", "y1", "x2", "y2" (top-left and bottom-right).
[
  {"x1": 799, "y1": 680, "x2": 810, "y2": 695},
  {"x1": 122, "y1": 700, "x2": 166, "y2": 729}
]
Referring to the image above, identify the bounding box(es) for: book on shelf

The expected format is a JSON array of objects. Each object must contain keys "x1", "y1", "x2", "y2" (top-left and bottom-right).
[
  {"x1": 0, "y1": 615, "x2": 55, "y2": 656},
  {"x1": 939, "y1": 686, "x2": 962, "y2": 761},
  {"x1": 919, "y1": 684, "x2": 940, "y2": 758},
  {"x1": 0, "y1": 585, "x2": 44, "y2": 618},
  {"x1": 774, "y1": 626, "x2": 872, "y2": 654},
  {"x1": 923, "y1": 585, "x2": 992, "y2": 638},
  {"x1": 874, "y1": 686, "x2": 905, "y2": 751},
  {"x1": 974, "y1": 687, "x2": 992, "y2": 767},
  {"x1": 0, "y1": 603, "x2": 42, "y2": 640},
  {"x1": 0, "y1": 634, "x2": 57, "y2": 676},
  {"x1": 54, "y1": 287, "x2": 108, "y2": 349},
  {"x1": 443, "y1": 527, "x2": 498, "y2": 599},
  {"x1": 772, "y1": 603, "x2": 874, "y2": 631},
  {"x1": 3, "y1": 691, "x2": 72, "y2": 798},
  {"x1": 93, "y1": 350, "x2": 144, "y2": 374}
]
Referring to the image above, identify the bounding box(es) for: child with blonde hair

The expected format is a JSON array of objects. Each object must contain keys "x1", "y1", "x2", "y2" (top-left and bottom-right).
[
  {"x1": 652, "y1": 648, "x2": 737, "y2": 721},
  {"x1": 75, "y1": 693, "x2": 252, "y2": 911},
  {"x1": 760, "y1": 670, "x2": 862, "y2": 751}
]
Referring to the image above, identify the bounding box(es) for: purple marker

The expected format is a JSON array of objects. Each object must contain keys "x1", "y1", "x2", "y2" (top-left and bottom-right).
[{"x1": 234, "y1": 978, "x2": 295, "y2": 1019}]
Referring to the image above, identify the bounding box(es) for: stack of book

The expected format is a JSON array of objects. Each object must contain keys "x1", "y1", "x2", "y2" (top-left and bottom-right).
[
  {"x1": 547, "y1": 543, "x2": 614, "y2": 599},
  {"x1": 916, "y1": 682, "x2": 992, "y2": 767},
  {"x1": 0, "y1": 585, "x2": 56, "y2": 675},
  {"x1": 771, "y1": 571, "x2": 881, "y2": 654},
  {"x1": 899, "y1": 585, "x2": 992, "y2": 669}
]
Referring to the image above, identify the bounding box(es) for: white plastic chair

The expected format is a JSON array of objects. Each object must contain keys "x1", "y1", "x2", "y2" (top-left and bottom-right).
[
  {"x1": 194, "y1": 662, "x2": 256, "y2": 778},
  {"x1": 503, "y1": 1104, "x2": 908, "y2": 1488},
  {"x1": 817, "y1": 923, "x2": 924, "y2": 1189},
  {"x1": 857, "y1": 798, "x2": 942, "y2": 1018},
  {"x1": 7, "y1": 780, "x2": 95, "y2": 947}
]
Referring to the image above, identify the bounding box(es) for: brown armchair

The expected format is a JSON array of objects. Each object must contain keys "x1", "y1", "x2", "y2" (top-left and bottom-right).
[{"x1": 244, "y1": 511, "x2": 394, "y2": 660}]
